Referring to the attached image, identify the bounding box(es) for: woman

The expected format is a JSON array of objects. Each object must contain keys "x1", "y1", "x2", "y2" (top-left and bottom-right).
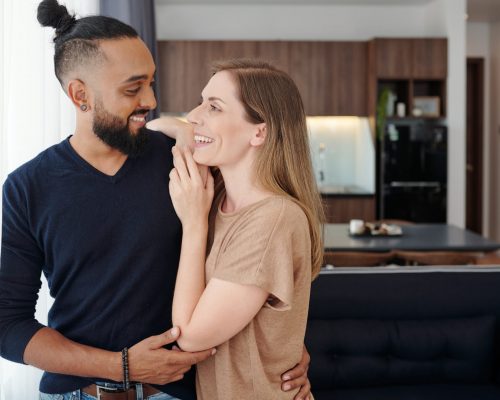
[{"x1": 152, "y1": 59, "x2": 323, "y2": 399}]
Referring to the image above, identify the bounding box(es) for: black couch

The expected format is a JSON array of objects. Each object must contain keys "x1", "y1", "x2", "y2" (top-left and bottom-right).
[{"x1": 305, "y1": 266, "x2": 500, "y2": 400}]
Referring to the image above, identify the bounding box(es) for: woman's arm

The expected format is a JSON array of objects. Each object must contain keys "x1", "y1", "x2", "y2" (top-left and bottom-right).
[
  {"x1": 169, "y1": 148, "x2": 312, "y2": 398},
  {"x1": 169, "y1": 147, "x2": 268, "y2": 352}
]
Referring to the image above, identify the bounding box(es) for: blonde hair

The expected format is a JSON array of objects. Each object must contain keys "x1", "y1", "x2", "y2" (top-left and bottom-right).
[{"x1": 211, "y1": 59, "x2": 324, "y2": 278}]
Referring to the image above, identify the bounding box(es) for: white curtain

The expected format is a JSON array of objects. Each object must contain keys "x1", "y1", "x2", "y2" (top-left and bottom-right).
[{"x1": 0, "y1": 1, "x2": 99, "y2": 399}]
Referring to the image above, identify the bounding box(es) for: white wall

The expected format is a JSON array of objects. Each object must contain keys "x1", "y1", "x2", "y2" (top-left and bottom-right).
[
  {"x1": 155, "y1": 0, "x2": 468, "y2": 227},
  {"x1": 467, "y1": 22, "x2": 491, "y2": 237},
  {"x1": 156, "y1": 4, "x2": 444, "y2": 40},
  {"x1": 442, "y1": 0, "x2": 467, "y2": 228}
]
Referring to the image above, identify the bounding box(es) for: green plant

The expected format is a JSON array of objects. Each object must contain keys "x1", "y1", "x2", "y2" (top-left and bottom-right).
[{"x1": 376, "y1": 88, "x2": 390, "y2": 141}]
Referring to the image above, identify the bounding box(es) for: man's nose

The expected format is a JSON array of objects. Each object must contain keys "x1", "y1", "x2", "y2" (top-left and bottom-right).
[{"x1": 140, "y1": 85, "x2": 157, "y2": 111}]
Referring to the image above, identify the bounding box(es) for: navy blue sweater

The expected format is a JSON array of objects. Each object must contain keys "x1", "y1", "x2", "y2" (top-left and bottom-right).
[{"x1": 0, "y1": 130, "x2": 195, "y2": 397}]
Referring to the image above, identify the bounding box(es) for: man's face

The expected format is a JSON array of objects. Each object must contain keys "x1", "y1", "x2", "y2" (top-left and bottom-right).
[
  {"x1": 87, "y1": 38, "x2": 157, "y2": 156},
  {"x1": 92, "y1": 96, "x2": 150, "y2": 157}
]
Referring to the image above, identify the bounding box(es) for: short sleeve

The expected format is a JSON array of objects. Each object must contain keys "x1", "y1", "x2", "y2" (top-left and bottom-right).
[{"x1": 212, "y1": 198, "x2": 308, "y2": 311}]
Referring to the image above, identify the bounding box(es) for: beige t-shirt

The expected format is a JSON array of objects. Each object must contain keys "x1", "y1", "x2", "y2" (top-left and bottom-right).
[{"x1": 196, "y1": 195, "x2": 312, "y2": 400}]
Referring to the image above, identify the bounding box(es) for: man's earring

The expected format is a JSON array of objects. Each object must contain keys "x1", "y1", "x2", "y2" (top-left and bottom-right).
[{"x1": 80, "y1": 104, "x2": 88, "y2": 112}]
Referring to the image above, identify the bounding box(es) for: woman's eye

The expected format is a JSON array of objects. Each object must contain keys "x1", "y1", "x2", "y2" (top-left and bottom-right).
[{"x1": 210, "y1": 104, "x2": 220, "y2": 112}]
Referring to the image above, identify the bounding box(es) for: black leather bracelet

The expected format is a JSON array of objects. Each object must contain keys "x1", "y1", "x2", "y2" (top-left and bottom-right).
[{"x1": 121, "y1": 347, "x2": 130, "y2": 390}]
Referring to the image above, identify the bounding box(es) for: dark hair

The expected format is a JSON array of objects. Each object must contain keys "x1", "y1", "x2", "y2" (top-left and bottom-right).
[{"x1": 37, "y1": 0, "x2": 138, "y2": 84}]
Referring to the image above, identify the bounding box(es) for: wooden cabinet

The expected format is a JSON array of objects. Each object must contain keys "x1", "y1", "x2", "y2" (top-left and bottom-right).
[
  {"x1": 158, "y1": 40, "x2": 368, "y2": 116},
  {"x1": 375, "y1": 39, "x2": 413, "y2": 79},
  {"x1": 412, "y1": 39, "x2": 447, "y2": 79},
  {"x1": 288, "y1": 42, "x2": 330, "y2": 115},
  {"x1": 158, "y1": 41, "x2": 259, "y2": 113},
  {"x1": 322, "y1": 196, "x2": 376, "y2": 223},
  {"x1": 373, "y1": 38, "x2": 447, "y2": 79},
  {"x1": 370, "y1": 38, "x2": 447, "y2": 120},
  {"x1": 327, "y1": 42, "x2": 368, "y2": 115},
  {"x1": 370, "y1": 38, "x2": 448, "y2": 222}
]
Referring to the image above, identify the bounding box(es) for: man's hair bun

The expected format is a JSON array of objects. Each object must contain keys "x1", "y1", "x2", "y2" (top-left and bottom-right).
[{"x1": 37, "y1": 0, "x2": 76, "y2": 37}]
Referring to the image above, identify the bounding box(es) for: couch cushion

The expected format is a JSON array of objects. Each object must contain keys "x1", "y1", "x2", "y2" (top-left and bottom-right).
[
  {"x1": 313, "y1": 384, "x2": 500, "y2": 400},
  {"x1": 306, "y1": 316, "x2": 495, "y2": 389}
]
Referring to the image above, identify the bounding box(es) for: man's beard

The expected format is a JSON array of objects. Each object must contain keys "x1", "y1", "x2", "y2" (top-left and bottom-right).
[{"x1": 92, "y1": 100, "x2": 150, "y2": 158}]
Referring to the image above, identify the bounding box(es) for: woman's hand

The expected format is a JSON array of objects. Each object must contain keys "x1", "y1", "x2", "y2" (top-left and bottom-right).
[
  {"x1": 146, "y1": 117, "x2": 194, "y2": 149},
  {"x1": 169, "y1": 146, "x2": 214, "y2": 227}
]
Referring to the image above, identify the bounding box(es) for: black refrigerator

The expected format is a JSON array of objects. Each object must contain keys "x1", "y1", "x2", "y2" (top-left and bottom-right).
[{"x1": 378, "y1": 122, "x2": 447, "y2": 222}]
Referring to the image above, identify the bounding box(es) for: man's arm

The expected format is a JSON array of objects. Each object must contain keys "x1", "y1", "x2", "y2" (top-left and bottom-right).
[
  {"x1": 0, "y1": 177, "x2": 213, "y2": 384},
  {"x1": 24, "y1": 325, "x2": 214, "y2": 384}
]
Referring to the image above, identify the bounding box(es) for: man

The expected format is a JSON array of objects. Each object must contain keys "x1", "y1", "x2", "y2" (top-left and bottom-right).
[{"x1": 0, "y1": 1, "x2": 311, "y2": 399}]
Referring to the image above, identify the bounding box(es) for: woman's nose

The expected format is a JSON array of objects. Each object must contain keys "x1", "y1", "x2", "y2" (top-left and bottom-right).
[{"x1": 186, "y1": 104, "x2": 202, "y2": 125}]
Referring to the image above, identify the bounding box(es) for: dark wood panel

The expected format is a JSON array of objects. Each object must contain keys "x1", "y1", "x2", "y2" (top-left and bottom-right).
[
  {"x1": 158, "y1": 41, "x2": 217, "y2": 113},
  {"x1": 257, "y1": 41, "x2": 290, "y2": 71},
  {"x1": 328, "y1": 42, "x2": 368, "y2": 115},
  {"x1": 374, "y1": 39, "x2": 413, "y2": 78},
  {"x1": 159, "y1": 40, "x2": 370, "y2": 116},
  {"x1": 412, "y1": 39, "x2": 447, "y2": 79},
  {"x1": 323, "y1": 197, "x2": 376, "y2": 223},
  {"x1": 287, "y1": 41, "x2": 317, "y2": 114}
]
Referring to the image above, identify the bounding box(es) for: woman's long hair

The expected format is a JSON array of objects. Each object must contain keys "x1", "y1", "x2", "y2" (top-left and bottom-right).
[{"x1": 211, "y1": 59, "x2": 324, "y2": 279}]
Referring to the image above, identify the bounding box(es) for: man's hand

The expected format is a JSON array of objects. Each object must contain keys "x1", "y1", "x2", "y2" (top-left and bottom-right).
[
  {"x1": 281, "y1": 345, "x2": 311, "y2": 400},
  {"x1": 146, "y1": 117, "x2": 194, "y2": 149},
  {"x1": 128, "y1": 326, "x2": 215, "y2": 385}
]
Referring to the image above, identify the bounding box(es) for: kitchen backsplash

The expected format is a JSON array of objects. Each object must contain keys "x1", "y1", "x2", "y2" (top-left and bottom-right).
[{"x1": 307, "y1": 117, "x2": 375, "y2": 194}]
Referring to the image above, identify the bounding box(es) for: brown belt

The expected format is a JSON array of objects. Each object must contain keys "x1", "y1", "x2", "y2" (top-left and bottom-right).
[{"x1": 82, "y1": 384, "x2": 161, "y2": 399}]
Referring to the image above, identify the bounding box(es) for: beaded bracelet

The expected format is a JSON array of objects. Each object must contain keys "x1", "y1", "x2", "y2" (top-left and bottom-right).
[{"x1": 121, "y1": 347, "x2": 130, "y2": 390}]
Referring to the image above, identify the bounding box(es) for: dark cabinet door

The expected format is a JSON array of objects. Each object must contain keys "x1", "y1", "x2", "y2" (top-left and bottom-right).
[
  {"x1": 159, "y1": 41, "x2": 259, "y2": 113},
  {"x1": 412, "y1": 39, "x2": 448, "y2": 79},
  {"x1": 159, "y1": 40, "x2": 369, "y2": 116},
  {"x1": 288, "y1": 41, "x2": 325, "y2": 115},
  {"x1": 374, "y1": 38, "x2": 447, "y2": 79},
  {"x1": 257, "y1": 41, "x2": 290, "y2": 71},
  {"x1": 159, "y1": 41, "x2": 210, "y2": 113},
  {"x1": 323, "y1": 197, "x2": 376, "y2": 223},
  {"x1": 374, "y1": 39, "x2": 413, "y2": 79},
  {"x1": 328, "y1": 42, "x2": 368, "y2": 115}
]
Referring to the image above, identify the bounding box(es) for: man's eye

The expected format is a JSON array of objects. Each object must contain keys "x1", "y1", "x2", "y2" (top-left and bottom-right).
[{"x1": 127, "y1": 88, "x2": 140, "y2": 95}]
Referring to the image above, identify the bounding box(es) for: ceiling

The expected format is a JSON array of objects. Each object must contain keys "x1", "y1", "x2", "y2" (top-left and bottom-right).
[
  {"x1": 156, "y1": 0, "x2": 434, "y2": 5},
  {"x1": 468, "y1": 0, "x2": 500, "y2": 22},
  {"x1": 156, "y1": 0, "x2": 500, "y2": 23}
]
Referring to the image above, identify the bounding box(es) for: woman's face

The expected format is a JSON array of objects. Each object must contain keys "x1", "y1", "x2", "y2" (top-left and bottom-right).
[{"x1": 186, "y1": 71, "x2": 261, "y2": 167}]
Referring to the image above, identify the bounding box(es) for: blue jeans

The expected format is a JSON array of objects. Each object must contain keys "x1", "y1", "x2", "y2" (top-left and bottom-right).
[{"x1": 39, "y1": 382, "x2": 181, "y2": 400}]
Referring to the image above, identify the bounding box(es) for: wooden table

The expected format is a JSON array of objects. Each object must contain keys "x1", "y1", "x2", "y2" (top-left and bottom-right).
[{"x1": 324, "y1": 224, "x2": 500, "y2": 253}]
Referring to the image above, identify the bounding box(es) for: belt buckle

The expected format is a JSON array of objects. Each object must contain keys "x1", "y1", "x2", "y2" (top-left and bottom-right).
[{"x1": 96, "y1": 384, "x2": 123, "y2": 400}]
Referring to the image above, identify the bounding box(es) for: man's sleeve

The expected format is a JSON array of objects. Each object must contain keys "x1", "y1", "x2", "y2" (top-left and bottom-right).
[{"x1": 0, "y1": 176, "x2": 45, "y2": 363}]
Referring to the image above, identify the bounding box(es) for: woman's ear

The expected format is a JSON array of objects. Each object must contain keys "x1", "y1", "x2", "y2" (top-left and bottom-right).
[
  {"x1": 67, "y1": 79, "x2": 90, "y2": 112},
  {"x1": 249, "y1": 123, "x2": 267, "y2": 147}
]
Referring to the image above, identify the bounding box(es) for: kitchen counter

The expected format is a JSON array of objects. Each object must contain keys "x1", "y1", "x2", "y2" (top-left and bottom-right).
[
  {"x1": 319, "y1": 184, "x2": 374, "y2": 197},
  {"x1": 324, "y1": 223, "x2": 500, "y2": 252}
]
